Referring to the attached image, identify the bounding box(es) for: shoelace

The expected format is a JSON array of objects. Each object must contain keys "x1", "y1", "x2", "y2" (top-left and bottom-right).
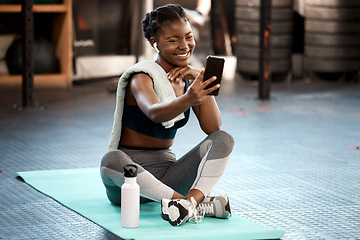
[
  {"x1": 188, "y1": 197, "x2": 205, "y2": 224},
  {"x1": 198, "y1": 202, "x2": 215, "y2": 215}
]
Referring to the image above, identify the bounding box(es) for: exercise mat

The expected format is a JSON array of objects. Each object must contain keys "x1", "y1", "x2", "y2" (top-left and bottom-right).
[{"x1": 17, "y1": 168, "x2": 284, "y2": 240}]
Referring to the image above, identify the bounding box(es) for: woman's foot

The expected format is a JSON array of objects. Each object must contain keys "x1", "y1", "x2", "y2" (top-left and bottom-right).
[
  {"x1": 161, "y1": 197, "x2": 203, "y2": 226},
  {"x1": 198, "y1": 194, "x2": 231, "y2": 219},
  {"x1": 161, "y1": 194, "x2": 231, "y2": 226}
]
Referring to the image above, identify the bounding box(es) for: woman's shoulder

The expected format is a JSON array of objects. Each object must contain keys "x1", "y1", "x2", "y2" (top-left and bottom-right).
[
  {"x1": 131, "y1": 60, "x2": 163, "y2": 73},
  {"x1": 124, "y1": 60, "x2": 166, "y2": 82},
  {"x1": 129, "y1": 72, "x2": 153, "y2": 83}
]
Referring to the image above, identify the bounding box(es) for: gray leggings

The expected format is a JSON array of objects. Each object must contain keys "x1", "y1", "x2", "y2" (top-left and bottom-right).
[{"x1": 100, "y1": 130, "x2": 234, "y2": 205}]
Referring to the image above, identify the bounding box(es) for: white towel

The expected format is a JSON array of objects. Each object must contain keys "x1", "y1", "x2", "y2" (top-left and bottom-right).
[{"x1": 108, "y1": 60, "x2": 185, "y2": 150}]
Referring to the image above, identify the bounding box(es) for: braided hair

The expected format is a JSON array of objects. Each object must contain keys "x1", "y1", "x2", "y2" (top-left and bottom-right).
[{"x1": 142, "y1": 4, "x2": 189, "y2": 42}]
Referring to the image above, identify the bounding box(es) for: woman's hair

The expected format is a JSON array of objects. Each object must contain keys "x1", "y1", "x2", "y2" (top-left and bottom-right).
[{"x1": 142, "y1": 4, "x2": 189, "y2": 42}]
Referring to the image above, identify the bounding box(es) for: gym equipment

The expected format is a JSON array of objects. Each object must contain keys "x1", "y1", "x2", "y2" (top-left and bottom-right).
[
  {"x1": 18, "y1": 168, "x2": 284, "y2": 240},
  {"x1": 6, "y1": 36, "x2": 56, "y2": 74}
]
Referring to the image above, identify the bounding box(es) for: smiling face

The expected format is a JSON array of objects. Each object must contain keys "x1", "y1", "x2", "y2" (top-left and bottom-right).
[{"x1": 152, "y1": 19, "x2": 195, "y2": 72}]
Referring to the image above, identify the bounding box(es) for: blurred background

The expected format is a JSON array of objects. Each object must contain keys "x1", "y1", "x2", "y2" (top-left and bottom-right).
[
  {"x1": 0, "y1": 1, "x2": 359, "y2": 240},
  {"x1": 0, "y1": 0, "x2": 359, "y2": 88}
]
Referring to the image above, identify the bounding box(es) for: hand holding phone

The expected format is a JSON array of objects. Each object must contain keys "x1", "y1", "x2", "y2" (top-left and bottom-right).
[{"x1": 203, "y1": 56, "x2": 225, "y2": 96}]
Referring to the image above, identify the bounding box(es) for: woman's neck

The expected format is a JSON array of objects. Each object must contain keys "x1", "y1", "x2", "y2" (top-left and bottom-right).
[{"x1": 155, "y1": 56, "x2": 175, "y2": 73}]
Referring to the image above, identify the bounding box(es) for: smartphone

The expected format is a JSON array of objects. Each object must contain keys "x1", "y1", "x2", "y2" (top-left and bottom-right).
[{"x1": 203, "y1": 56, "x2": 225, "y2": 96}]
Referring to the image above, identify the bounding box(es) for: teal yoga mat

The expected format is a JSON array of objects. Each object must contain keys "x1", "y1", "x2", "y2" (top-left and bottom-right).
[{"x1": 17, "y1": 168, "x2": 284, "y2": 240}]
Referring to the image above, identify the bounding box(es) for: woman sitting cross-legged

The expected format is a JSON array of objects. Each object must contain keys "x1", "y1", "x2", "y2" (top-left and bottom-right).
[{"x1": 100, "y1": 3, "x2": 234, "y2": 226}]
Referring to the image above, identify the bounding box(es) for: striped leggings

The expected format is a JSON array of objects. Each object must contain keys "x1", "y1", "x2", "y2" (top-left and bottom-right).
[{"x1": 100, "y1": 130, "x2": 234, "y2": 205}]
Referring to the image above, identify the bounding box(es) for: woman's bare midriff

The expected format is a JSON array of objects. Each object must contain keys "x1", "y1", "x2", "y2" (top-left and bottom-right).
[{"x1": 119, "y1": 126, "x2": 174, "y2": 149}]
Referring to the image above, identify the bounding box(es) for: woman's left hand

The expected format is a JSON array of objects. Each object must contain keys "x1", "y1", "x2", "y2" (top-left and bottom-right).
[{"x1": 167, "y1": 65, "x2": 200, "y2": 82}]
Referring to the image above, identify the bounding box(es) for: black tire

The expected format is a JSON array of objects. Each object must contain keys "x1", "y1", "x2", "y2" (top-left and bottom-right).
[
  {"x1": 234, "y1": 0, "x2": 293, "y2": 77},
  {"x1": 304, "y1": 0, "x2": 360, "y2": 73}
]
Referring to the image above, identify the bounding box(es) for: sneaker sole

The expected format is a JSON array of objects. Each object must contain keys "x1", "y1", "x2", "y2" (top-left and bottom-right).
[
  {"x1": 218, "y1": 194, "x2": 231, "y2": 218},
  {"x1": 161, "y1": 199, "x2": 189, "y2": 226},
  {"x1": 224, "y1": 196, "x2": 231, "y2": 218}
]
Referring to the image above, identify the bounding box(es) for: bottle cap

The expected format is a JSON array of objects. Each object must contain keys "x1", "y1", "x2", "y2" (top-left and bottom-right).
[{"x1": 124, "y1": 164, "x2": 138, "y2": 177}]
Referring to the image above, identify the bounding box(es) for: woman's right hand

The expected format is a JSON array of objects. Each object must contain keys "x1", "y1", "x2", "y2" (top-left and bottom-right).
[{"x1": 185, "y1": 68, "x2": 220, "y2": 106}]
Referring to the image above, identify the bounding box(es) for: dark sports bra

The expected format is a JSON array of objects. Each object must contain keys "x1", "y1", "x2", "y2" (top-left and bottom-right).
[{"x1": 122, "y1": 78, "x2": 191, "y2": 140}]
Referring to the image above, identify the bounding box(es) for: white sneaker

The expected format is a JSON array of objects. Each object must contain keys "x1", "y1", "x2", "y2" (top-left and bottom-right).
[
  {"x1": 198, "y1": 194, "x2": 231, "y2": 219},
  {"x1": 161, "y1": 197, "x2": 204, "y2": 226}
]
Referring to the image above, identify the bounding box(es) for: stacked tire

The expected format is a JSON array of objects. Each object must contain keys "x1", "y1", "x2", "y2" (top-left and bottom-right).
[
  {"x1": 235, "y1": 0, "x2": 293, "y2": 78},
  {"x1": 304, "y1": 0, "x2": 360, "y2": 76}
]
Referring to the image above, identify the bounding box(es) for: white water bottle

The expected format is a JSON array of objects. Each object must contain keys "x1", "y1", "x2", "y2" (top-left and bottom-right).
[{"x1": 121, "y1": 164, "x2": 140, "y2": 228}]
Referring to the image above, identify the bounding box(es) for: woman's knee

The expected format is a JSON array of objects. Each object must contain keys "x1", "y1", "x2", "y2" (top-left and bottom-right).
[
  {"x1": 209, "y1": 130, "x2": 234, "y2": 155},
  {"x1": 101, "y1": 149, "x2": 132, "y2": 172},
  {"x1": 217, "y1": 130, "x2": 234, "y2": 144}
]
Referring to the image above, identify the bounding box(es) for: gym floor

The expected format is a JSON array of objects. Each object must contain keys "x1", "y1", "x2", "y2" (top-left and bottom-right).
[{"x1": 0, "y1": 72, "x2": 359, "y2": 239}]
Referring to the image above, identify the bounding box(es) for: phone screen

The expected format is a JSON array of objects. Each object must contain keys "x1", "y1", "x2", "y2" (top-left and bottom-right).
[{"x1": 203, "y1": 56, "x2": 225, "y2": 96}]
